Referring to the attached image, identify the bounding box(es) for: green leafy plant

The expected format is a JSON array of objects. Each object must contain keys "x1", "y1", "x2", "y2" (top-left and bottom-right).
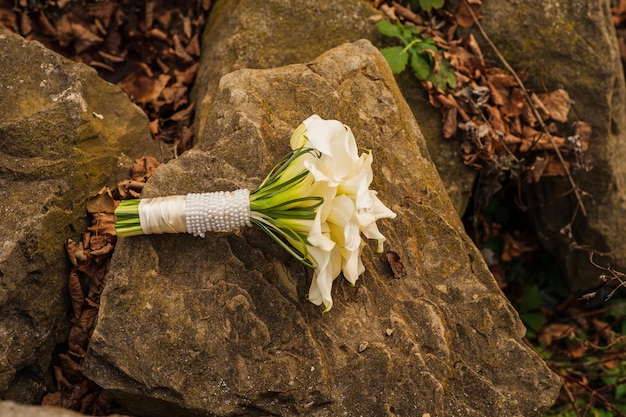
[
  {"x1": 411, "y1": 0, "x2": 445, "y2": 12},
  {"x1": 377, "y1": 20, "x2": 456, "y2": 91}
]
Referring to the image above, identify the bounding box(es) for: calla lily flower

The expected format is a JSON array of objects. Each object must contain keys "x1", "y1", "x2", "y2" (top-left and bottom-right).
[{"x1": 290, "y1": 115, "x2": 396, "y2": 312}]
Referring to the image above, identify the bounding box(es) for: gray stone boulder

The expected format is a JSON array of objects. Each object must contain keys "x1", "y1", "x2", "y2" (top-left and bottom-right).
[
  {"x1": 83, "y1": 40, "x2": 560, "y2": 417},
  {"x1": 466, "y1": 0, "x2": 626, "y2": 290},
  {"x1": 191, "y1": 0, "x2": 384, "y2": 137},
  {"x1": 191, "y1": 0, "x2": 473, "y2": 214},
  {"x1": 0, "y1": 29, "x2": 165, "y2": 398}
]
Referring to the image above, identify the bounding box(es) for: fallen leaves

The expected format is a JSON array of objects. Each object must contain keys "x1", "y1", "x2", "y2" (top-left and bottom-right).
[
  {"x1": 371, "y1": 0, "x2": 592, "y2": 187},
  {"x1": 117, "y1": 155, "x2": 160, "y2": 199},
  {"x1": 43, "y1": 187, "x2": 118, "y2": 413},
  {"x1": 43, "y1": 157, "x2": 159, "y2": 415},
  {"x1": 613, "y1": 0, "x2": 626, "y2": 81}
]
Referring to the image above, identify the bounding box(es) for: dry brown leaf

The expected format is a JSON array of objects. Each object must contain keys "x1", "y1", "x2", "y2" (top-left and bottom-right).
[
  {"x1": 485, "y1": 105, "x2": 506, "y2": 133},
  {"x1": 501, "y1": 232, "x2": 535, "y2": 261},
  {"x1": 175, "y1": 62, "x2": 200, "y2": 85},
  {"x1": 573, "y1": 121, "x2": 592, "y2": 152},
  {"x1": 518, "y1": 126, "x2": 560, "y2": 152},
  {"x1": 484, "y1": 80, "x2": 506, "y2": 106},
  {"x1": 172, "y1": 33, "x2": 193, "y2": 62},
  {"x1": 85, "y1": 188, "x2": 116, "y2": 214},
  {"x1": 41, "y1": 392, "x2": 62, "y2": 407},
  {"x1": 528, "y1": 155, "x2": 548, "y2": 182},
  {"x1": 147, "y1": 27, "x2": 169, "y2": 41},
  {"x1": 538, "y1": 323, "x2": 576, "y2": 346},
  {"x1": 58, "y1": 353, "x2": 83, "y2": 384},
  {"x1": 77, "y1": 308, "x2": 98, "y2": 333},
  {"x1": 177, "y1": 125, "x2": 194, "y2": 153},
  {"x1": 442, "y1": 106, "x2": 458, "y2": 138},
  {"x1": 70, "y1": 22, "x2": 103, "y2": 54},
  {"x1": 391, "y1": 1, "x2": 421, "y2": 24},
  {"x1": 66, "y1": 238, "x2": 88, "y2": 266},
  {"x1": 386, "y1": 251, "x2": 404, "y2": 278},
  {"x1": 455, "y1": 2, "x2": 481, "y2": 28},
  {"x1": 97, "y1": 50, "x2": 125, "y2": 63},
  {"x1": 131, "y1": 156, "x2": 160, "y2": 181},
  {"x1": 591, "y1": 318, "x2": 615, "y2": 343},
  {"x1": 88, "y1": 228, "x2": 115, "y2": 249},
  {"x1": 68, "y1": 270, "x2": 84, "y2": 321},
  {"x1": 117, "y1": 71, "x2": 155, "y2": 104},
  {"x1": 185, "y1": 33, "x2": 201, "y2": 57},
  {"x1": 68, "y1": 326, "x2": 89, "y2": 356},
  {"x1": 541, "y1": 155, "x2": 569, "y2": 177},
  {"x1": 202, "y1": 0, "x2": 213, "y2": 11},
  {"x1": 170, "y1": 102, "x2": 195, "y2": 123},
  {"x1": 538, "y1": 89, "x2": 571, "y2": 123},
  {"x1": 0, "y1": 3, "x2": 18, "y2": 32},
  {"x1": 566, "y1": 341, "x2": 586, "y2": 359},
  {"x1": 90, "y1": 241, "x2": 114, "y2": 256},
  {"x1": 181, "y1": 14, "x2": 192, "y2": 39},
  {"x1": 500, "y1": 89, "x2": 525, "y2": 122},
  {"x1": 161, "y1": 84, "x2": 188, "y2": 106},
  {"x1": 19, "y1": 10, "x2": 32, "y2": 35}
]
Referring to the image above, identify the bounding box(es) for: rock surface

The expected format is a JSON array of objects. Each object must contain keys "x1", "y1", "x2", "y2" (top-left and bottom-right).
[
  {"x1": 191, "y1": 0, "x2": 384, "y2": 136},
  {"x1": 0, "y1": 29, "x2": 165, "y2": 397},
  {"x1": 0, "y1": 401, "x2": 127, "y2": 417},
  {"x1": 191, "y1": 0, "x2": 473, "y2": 214},
  {"x1": 466, "y1": 0, "x2": 626, "y2": 290},
  {"x1": 83, "y1": 40, "x2": 560, "y2": 417}
]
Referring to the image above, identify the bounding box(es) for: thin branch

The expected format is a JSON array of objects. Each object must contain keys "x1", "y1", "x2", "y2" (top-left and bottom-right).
[
  {"x1": 559, "y1": 373, "x2": 626, "y2": 417},
  {"x1": 462, "y1": 0, "x2": 587, "y2": 217}
]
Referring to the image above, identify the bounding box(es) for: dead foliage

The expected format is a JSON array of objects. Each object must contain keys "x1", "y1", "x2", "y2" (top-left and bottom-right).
[
  {"x1": 0, "y1": 0, "x2": 211, "y2": 155},
  {"x1": 538, "y1": 288, "x2": 626, "y2": 417},
  {"x1": 42, "y1": 157, "x2": 159, "y2": 415},
  {"x1": 613, "y1": 0, "x2": 626, "y2": 81},
  {"x1": 372, "y1": 0, "x2": 591, "y2": 196}
]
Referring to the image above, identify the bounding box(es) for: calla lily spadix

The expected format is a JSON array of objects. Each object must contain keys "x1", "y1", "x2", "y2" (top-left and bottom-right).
[{"x1": 114, "y1": 115, "x2": 396, "y2": 312}]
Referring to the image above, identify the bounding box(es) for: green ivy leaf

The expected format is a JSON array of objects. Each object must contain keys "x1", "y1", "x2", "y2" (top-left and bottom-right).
[
  {"x1": 426, "y1": 59, "x2": 457, "y2": 91},
  {"x1": 377, "y1": 21, "x2": 403, "y2": 40},
  {"x1": 521, "y1": 312, "x2": 548, "y2": 332},
  {"x1": 380, "y1": 46, "x2": 409, "y2": 74},
  {"x1": 377, "y1": 12, "x2": 456, "y2": 92},
  {"x1": 519, "y1": 285, "x2": 543, "y2": 313},
  {"x1": 409, "y1": 51, "x2": 431, "y2": 80},
  {"x1": 420, "y1": 0, "x2": 445, "y2": 12}
]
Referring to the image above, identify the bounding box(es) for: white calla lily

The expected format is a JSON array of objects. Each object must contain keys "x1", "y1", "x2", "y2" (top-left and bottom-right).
[{"x1": 290, "y1": 115, "x2": 396, "y2": 312}]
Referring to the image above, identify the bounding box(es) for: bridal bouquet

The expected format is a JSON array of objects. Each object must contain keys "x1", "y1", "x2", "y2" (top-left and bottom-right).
[{"x1": 115, "y1": 115, "x2": 396, "y2": 312}]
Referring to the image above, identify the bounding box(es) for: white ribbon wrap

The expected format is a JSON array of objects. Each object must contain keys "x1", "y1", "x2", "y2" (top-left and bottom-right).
[{"x1": 138, "y1": 195, "x2": 187, "y2": 235}]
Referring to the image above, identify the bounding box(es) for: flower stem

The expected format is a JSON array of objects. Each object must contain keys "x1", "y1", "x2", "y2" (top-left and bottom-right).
[{"x1": 114, "y1": 199, "x2": 143, "y2": 237}]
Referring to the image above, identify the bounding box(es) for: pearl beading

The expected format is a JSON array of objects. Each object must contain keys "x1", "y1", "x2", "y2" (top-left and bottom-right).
[{"x1": 185, "y1": 189, "x2": 252, "y2": 237}]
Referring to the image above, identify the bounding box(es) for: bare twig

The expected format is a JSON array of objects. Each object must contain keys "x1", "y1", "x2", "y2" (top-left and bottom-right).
[
  {"x1": 462, "y1": 0, "x2": 588, "y2": 217},
  {"x1": 559, "y1": 373, "x2": 626, "y2": 417}
]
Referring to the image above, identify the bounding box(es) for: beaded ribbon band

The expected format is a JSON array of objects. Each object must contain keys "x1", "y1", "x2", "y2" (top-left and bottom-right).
[
  {"x1": 137, "y1": 189, "x2": 251, "y2": 237},
  {"x1": 186, "y1": 189, "x2": 251, "y2": 237}
]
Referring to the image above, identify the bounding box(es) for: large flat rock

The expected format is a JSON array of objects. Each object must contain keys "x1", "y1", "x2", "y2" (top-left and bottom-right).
[{"x1": 83, "y1": 40, "x2": 560, "y2": 417}]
